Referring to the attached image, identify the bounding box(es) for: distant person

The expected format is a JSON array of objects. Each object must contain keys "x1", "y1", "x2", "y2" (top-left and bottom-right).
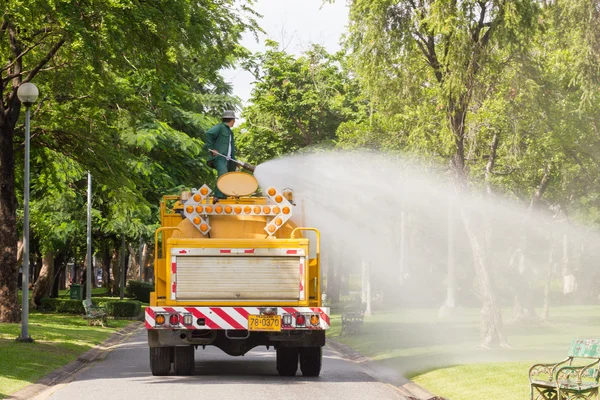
[{"x1": 204, "y1": 110, "x2": 237, "y2": 199}]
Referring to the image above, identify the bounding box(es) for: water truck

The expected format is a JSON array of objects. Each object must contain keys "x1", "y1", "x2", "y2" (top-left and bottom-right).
[{"x1": 145, "y1": 171, "x2": 329, "y2": 377}]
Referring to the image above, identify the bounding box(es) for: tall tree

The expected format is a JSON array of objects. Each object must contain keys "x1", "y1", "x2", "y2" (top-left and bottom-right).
[
  {"x1": 238, "y1": 42, "x2": 360, "y2": 165},
  {"x1": 0, "y1": 0, "x2": 256, "y2": 322},
  {"x1": 345, "y1": 0, "x2": 541, "y2": 346}
]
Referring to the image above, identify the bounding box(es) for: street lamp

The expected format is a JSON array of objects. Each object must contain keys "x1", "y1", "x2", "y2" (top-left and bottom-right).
[{"x1": 16, "y1": 82, "x2": 39, "y2": 343}]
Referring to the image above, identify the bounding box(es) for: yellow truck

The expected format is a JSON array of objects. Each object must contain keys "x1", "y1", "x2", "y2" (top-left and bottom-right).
[{"x1": 146, "y1": 172, "x2": 330, "y2": 377}]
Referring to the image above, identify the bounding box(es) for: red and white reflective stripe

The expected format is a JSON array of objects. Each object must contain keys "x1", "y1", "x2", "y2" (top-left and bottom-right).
[
  {"x1": 170, "y1": 248, "x2": 305, "y2": 257},
  {"x1": 170, "y1": 256, "x2": 177, "y2": 300},
  {"x1": 218, "y1": 249, "x2": 255, "y2": 254},
  {"x1": 299, "y1": 258, "x2": 305, "y2": 301},
  {"x1": 146, "y1": 306, "x2": 331, "y2": 330}
]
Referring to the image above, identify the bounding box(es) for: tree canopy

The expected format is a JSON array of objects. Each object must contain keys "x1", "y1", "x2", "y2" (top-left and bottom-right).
[{"x1": 0, "y1": 0, "x2": 257, "y2": 321}]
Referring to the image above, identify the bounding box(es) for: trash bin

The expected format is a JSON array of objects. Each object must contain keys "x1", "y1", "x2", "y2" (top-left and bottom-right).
[{"x1": 70, "y1": 284, "x2": 83, "y2": 300}]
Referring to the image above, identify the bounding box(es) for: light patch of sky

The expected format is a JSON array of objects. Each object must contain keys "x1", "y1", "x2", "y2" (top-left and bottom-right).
[{"x1": 222, "y1": 0, "x2": 349, "y2": 112}]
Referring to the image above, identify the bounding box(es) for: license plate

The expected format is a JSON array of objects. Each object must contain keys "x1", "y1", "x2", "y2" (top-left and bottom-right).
[{"x1": 248, "y1": 315, "x2": 281, "y2": 331}]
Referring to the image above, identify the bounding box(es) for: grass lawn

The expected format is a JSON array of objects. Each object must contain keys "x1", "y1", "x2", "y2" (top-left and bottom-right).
[
  {"x1": 0, "y1": 310, "x2": 134, "y2": 399},
  {"x1": 329, "y1": 305, "x2": 600, "y2": 400}
]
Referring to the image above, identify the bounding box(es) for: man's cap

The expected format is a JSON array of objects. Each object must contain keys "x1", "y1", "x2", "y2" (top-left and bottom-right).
[{"x1": 222, "y1": 110, "x2": 236, "y2": 119}]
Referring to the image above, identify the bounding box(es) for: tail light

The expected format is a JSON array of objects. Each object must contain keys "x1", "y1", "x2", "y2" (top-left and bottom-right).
[
  {"x1": 169, "y1": 314, "x2": 179, "y2": 325},
  {"x1": 282, "y1": 314, "x2": 292, "y2": 326},
  {"x1": 310, "y1": 315, "x2": 320, "y2": 326},
  {"x1": 183, "y1": 314, "x2": 193, "y2": 326},
  {"x1": 296, "y1": 314, "x2": 306, "y2": 327},
  {"x1": 155, "y1": 314, "x2": 166, "y2": 325}
]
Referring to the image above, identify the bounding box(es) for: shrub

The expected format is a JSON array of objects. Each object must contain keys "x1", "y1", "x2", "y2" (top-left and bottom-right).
[
  {"x1": 39, "y1": 298, "x2": 85, "y2": 314},
  {"x1": 39, "y1": 297, "x2": 58, "y2": 312},
  {"x1": 126, "y1": 280, "x2": 153, "y2": 303},
  {"x1": 105, "y1": 300, "x2": 141, "y2": 318}
]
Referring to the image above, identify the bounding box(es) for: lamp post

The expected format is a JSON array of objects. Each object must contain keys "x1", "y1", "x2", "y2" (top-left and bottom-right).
[{"x1": 16, "y1": 82, "x2": 39, "y2": 343}]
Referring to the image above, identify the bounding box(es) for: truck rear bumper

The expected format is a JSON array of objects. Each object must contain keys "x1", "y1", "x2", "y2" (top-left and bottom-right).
[{"x1": 145, "y1": 306, "x2": 330, "y2": 331}]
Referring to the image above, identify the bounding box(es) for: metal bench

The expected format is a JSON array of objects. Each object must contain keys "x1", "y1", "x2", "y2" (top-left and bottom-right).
[
  {"x1": 341, "y1": 303, "x2": 366, "y2": 335},
  {"x1": 529, "y1": 339, "x2": 600, "y2": 400},
  {"x1": 82, "y1": 299, "x2": 108, "y2": 327}
]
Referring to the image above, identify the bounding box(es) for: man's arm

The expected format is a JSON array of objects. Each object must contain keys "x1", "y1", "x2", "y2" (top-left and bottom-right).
[{"x1": 204, "y1": 125, "x2": 220, "y2": 155}]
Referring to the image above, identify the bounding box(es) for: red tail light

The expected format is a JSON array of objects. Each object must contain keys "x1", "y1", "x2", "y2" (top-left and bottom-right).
[
  {"x1": 169, "y1": 314, "x2": 179, "y2": 325},
  {"x1": 296, "y1": 315, "x2": 306, "y2": 326}
]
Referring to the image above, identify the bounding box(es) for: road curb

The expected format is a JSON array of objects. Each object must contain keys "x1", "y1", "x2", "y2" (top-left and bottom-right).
[
  {"x1": 327, "y1": 338, "x2": 446, "y2": 400},
  {"x1": 7, "y1": 321, "x2": 144, "y2": 400}
]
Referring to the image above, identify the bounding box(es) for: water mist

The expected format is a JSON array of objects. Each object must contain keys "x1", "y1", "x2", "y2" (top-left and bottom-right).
[{"x1": 254, "y1": 151, "x2": 600, "y2": 374}]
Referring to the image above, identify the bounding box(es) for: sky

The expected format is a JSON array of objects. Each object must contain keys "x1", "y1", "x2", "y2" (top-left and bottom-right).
[{"x1": 222, "y1": 0, "x2": 349, "y2": 109}]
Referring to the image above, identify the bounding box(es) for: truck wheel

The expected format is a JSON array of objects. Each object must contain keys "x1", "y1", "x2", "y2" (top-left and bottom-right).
[
  {"x1": 276, "y1": 347, "x2": 299, "y2": 376},
  {"x1": 150, "y1": 347, "x2": 172, "y2": 376},
  {"x1": 173, "y1": 345, "x2": 195, "y2": 376},
  {"x1": 299, "y1": 347, "x2": 322, "y2": 377}
]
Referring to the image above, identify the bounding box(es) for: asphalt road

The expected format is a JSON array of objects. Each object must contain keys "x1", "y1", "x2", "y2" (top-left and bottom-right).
[{"x1": 43, "y1": 327, "x2": 408, "y2": 400}]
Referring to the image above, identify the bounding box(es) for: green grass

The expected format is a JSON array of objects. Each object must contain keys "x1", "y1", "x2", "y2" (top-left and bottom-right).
[
  {"x1": 0, "y1": 311, "x2": 133, "y2": 399},
  {"x1": 329, "y1": 305, "x2": 600, "y2": 400},
  {"x1": 410, "y1": 361, "x2": 534, "y2": 399}
]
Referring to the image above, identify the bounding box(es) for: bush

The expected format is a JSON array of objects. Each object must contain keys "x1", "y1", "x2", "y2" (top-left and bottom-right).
[
  {"x1": 105, "y1": 300, "x2": 141, "y2": 318},
  {"x1": 39, "y1": 298, "x2": 85, "y2": 314},
  {"x1": 126, "y1": 280, "x2": 153, "y2": 303}
]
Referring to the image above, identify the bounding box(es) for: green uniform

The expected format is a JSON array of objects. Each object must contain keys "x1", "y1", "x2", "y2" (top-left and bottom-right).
[{"x1": 204, "y1": 122, "x2": 236, "y2": 198}]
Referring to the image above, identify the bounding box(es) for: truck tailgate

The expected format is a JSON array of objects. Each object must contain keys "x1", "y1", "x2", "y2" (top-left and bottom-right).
[{"x1": 175, "y1": 256, "x2": 301, "y2": 301}]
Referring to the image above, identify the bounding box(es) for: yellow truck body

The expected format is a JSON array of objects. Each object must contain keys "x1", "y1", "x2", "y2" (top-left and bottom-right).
[{"x1": 146, "y1": 180, "x2": 329, "y2": 377}]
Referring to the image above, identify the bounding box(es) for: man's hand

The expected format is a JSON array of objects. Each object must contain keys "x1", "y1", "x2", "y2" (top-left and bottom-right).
[{"x1": 209, "y1": 149, "x2": 218, "y2": 156}]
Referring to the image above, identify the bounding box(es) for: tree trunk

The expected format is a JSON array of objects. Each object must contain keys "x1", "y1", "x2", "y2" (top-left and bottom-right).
[
  {"x1": 361, "y1": 260, "x2": 371, "y2": 316},
  {"x1": 0, "y1": 121, "x2": 20, "y2": 322},
  {"x1": 485, "y1": 134, "x2": 499, "y2": 195},
  {"x1": 17, "y1": 240, "x2": 23, "y2": 264},
  {"x1": 102, "y1": 241, "x2": 112, "y2": 291},
  {"x1": 561, "y1": 234, "x2": 575, "y2": 295},
  {"x1": 141, "y1": 243, "x2": 150, "y2": 281},
  {"x1": 110, "y1": 239, "x2": 120, "y2": 295},
  {"x1": 50, "y1": 251, "x2": 66, "y2": 298},
  {"x1": 440, "y1": 196, "x2": 456, "y2": 316},
  {"x1": 512, "y1": 165, "x2": 552, "y2": 321},
  {"x1": 398, "y1": 210, "x2": 406, "y2": 283},
  {"x1": 542, "y1": 243, "x2": 555, "y2": 320},
  {"x1": 463, "y1": 213, "x2": 507, "y2": 347},
  {"x1": 127, "y1": 243, "x2": 143, "y2": 281},
  {"x1": 30, "y1": 250, "x2": 54, "y2": 308},
  {"x1": 448, "y1": 105, "x2": 506, "y2": 346}
]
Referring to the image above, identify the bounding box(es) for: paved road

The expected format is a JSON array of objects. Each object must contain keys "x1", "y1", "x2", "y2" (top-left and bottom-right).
[{"x1": 44, "y1": 327, "x2": 407, "y2": 400}]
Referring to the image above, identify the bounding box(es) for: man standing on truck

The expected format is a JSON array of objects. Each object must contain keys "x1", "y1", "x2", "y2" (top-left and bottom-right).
[{"x1": 205, "y1": 110, "x2": 237, "y2": 199}]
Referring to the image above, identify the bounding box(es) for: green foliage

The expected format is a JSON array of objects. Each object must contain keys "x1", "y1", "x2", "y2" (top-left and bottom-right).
[
  {"x1": 126, "y1": 280, "x2": 153, "y2": 303},
  {"x1": 39, "y1": 298, "x2": 84, "y2": 314},
  {"x1": 0, "y1": 0, "x2": 259, "y2": 314},
  {"x1": 105, "y1": 300, "x2": 141, "y2": 318},
  {"x1": 238, "y1": 42, "x2": 361, "y2": 165}
]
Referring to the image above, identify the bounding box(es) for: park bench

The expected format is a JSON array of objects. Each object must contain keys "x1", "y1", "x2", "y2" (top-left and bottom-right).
[
  {"x1": 529, "y1": 338, "x2": 600, "y2": 400},
  {"x1": 341, "y1": 302, "x2": 366, "y2": 335},
  {"x1": 82, "y1": 299, "x2": 108, "y2": 327}
]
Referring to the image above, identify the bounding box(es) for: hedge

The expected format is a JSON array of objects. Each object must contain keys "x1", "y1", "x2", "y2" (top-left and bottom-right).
[
  {"x1": 39, "y1": 298, "x2": 84, "y2": 314},
  {"x1": 40, "y1": 298, "x2": 141, "y2": 317},
  {"x1": 105, "y1": 300, "x2": 141, "y2": 318},
  {"x1": 126, "y1": 280, "x2": 153, "y2": 303}
]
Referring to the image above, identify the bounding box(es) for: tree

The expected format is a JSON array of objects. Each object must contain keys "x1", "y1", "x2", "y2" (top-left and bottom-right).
[
  {"x1": 238, "y1": 42, "x2": 361, "y2": 165},
  {"x1": 0, "y1": 0, "x2": 256, "y2": 322},
  {"x1": 344, "y1": 0, "x2": 542, "y2": 346}
]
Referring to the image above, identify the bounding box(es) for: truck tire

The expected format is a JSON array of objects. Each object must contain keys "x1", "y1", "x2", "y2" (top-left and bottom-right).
[
  {"x1": 276, "y1": 347, "x2": 299, "y2": 376},
  {"x1": 150, "y1": 347, "x2": 172, "y2": 376},
  {"x1": 299, "y1": 347, "x2": 322, "y2": 377},
  {"x1": 173, "y1": 345, "x2": 195, "y2": 376}
]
